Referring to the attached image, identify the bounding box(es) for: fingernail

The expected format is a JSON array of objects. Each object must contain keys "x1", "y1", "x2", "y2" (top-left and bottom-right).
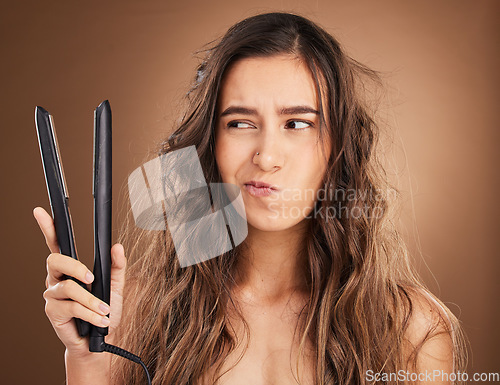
[
  {"x1": 85, "y1": 271, "x2": 94, "y2": 283},
  {"x1": 101, "y1": 316, "x2": 110, "y2": 326},
  {"x1": 99, "y1": 303, "x2": 110, "y2": 314}
]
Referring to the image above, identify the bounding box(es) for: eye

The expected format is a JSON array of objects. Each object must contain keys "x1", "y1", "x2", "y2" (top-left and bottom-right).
[
  {"x1": 227, "y1": 121, "x2": 255, "y2": 129},
  {"x1": 286, "y1": 120, "x2": 313, "y2": 130}
]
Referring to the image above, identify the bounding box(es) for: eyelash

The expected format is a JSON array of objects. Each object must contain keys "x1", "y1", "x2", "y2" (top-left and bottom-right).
[{"x1": 226, "y1": 120, "x2": 314, "y2": 130}]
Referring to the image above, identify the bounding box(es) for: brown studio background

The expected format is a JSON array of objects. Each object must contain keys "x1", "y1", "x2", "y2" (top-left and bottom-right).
[{"x1": 0, "y1": 0, "x2": 498, "y2": 383}]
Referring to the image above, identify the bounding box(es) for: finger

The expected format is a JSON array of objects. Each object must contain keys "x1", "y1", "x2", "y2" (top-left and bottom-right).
[
  {"x1": 33, "y1": 207, "x2": 59, "y2": 254},
  {"x1": 110, "y1": 243, "x2": 127, "y2": 294},
  {"x1": 108, "y1": 244, "x2": 127, "y2": 331},
  {"x1": 45, "y1": 299, "x2": 111, "y2": 329},
  {"x1": 46, "y1": 253, "x2": 94, "y2": 287},
  {"x1": 44, "y1": 279, "x2": 110, "y2": 316}
]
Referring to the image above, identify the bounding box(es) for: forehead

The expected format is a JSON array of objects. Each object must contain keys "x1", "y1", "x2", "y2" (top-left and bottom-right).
[{"x1": 217, "y1": 55, "x2": 319, "y2": 112}]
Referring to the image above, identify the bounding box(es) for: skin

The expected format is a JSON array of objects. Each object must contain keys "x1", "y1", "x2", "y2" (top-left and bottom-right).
[
  {"x1": 215, "y1": 54, "x2": 331, "y2": 299},
  {"x1": 211, "y1": 54, "x2": 454, "y2": 384},
  {"x1": 34, "y1": 54, "x2": 454, "y2": 385},
  {"x1": 212, "y1": 54, "x2": 332, "y2": 384},
  {"x1": 34, "y1": 206, "x2": 126, "y2": 384}
]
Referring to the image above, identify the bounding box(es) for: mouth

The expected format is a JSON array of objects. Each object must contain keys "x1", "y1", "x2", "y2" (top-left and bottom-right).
[{"x1": 243, "y1": 180, "x2": 279, "y2": 197}]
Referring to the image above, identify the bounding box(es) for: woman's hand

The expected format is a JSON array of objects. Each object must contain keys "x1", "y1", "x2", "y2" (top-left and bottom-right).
[{"x1": 33, "y1": 207, "x2": 127, "y2": 357}]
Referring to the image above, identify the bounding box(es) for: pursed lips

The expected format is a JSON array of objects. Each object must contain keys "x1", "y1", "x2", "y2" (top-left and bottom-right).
[
  {"x1": 243, "y1": 180, "x2": 279, "y2": 197},
  {"x1": 244, "y1": 180, "x2": 279, "y2": 190}
]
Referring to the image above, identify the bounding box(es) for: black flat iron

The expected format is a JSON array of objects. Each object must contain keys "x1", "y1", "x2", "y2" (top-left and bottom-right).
[
  {"x1": 35, "y1": 101, "x2": 111, "y2": 347},
  {"x1": 35, "y1": 101, "x2": 151, "y2": 383}
]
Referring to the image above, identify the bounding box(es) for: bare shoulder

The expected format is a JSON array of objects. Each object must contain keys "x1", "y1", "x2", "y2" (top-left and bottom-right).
[{"x1": 404, "y1": 288, "x2": 455, "y2": 381}]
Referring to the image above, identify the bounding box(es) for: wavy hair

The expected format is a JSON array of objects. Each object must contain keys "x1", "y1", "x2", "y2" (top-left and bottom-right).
[{"x1": 111, "y1": 12, "x2": 467, "y2": 385}]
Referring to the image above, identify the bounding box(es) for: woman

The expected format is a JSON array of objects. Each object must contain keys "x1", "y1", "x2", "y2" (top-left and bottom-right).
[{"x1": 34, "y1": 12, "x2": 466, "y2": 385}]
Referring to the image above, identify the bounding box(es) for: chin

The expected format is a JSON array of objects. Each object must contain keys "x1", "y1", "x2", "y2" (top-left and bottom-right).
[{"x1": 246, "y1": 214, "x2": 304, "y2": 232}]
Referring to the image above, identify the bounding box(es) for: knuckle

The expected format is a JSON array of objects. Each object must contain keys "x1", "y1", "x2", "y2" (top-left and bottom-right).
[
  {"x1": 56, "y1": 280, "x2": 67, "y2": 292},
  {"x1": 46, "y1": 253, "x2": 58, "y2": 271},
  {"x1": 86, "y1": 294, "x2": 97, "y2": 310},
  {"x1": 64, "y1": 278, "x2": 75, "y2": 289},
  {"x1": 44, "y1": 300, "x2": 53, "y2": 317},
  {"x1": 59, "y1": 279, "x2": 78, "y2": 297}
]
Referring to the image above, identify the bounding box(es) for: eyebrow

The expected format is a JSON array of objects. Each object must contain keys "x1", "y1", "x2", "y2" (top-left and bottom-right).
[{"x1": 220, "y1": 105, "x2": 320, "y2": 117}]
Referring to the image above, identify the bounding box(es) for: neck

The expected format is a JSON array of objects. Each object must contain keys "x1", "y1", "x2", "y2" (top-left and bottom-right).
[{"x1": 233, "y1": 220, "x2": 310, "y2": 304}]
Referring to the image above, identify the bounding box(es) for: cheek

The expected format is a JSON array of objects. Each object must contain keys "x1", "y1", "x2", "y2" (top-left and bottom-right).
[
  {"x1": 296, "y1": 141, "x2": 329, "y2": 187},
  {"x1": 215, "y1": 136, "x2": 237, "y2": 182}
]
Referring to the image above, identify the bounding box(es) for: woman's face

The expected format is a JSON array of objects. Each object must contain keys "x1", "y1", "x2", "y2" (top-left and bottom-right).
[{"x1": 215, "y1": 54, "x2": 331, "y2": 232}]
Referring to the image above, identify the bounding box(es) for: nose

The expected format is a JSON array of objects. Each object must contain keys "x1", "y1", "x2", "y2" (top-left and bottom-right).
[{"x1": 252, "y1": 127, "x2": 284, "y2": 172}]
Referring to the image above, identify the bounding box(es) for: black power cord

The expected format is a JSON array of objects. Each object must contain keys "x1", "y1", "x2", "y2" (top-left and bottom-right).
[{"x1": 90, "y1": 336, "x2": 152, "y2": 385}]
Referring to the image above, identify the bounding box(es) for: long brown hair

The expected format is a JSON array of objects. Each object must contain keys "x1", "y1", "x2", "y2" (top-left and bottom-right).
[{"x1": 112, "y1": 12, "x2": 467, "y2": 384}]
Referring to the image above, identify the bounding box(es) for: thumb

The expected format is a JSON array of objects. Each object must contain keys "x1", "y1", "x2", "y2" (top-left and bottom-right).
[
  {"x1": 110, "y1": 243, "x2": 127, "y2": 298},
  {"x1": 33, "y1": 206, "x2": 59, "y2": 254},
  {"x1": 108, "y1": 243, "x2": 127, "y2": 336}
]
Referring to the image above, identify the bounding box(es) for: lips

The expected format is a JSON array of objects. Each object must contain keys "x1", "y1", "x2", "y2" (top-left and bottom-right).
[
  {"x1": 244, "y1": 180, "x2": 279, "y2": 190},
  {"x1": 243, "y1": 180, "x2": 279, "y2": 197}
]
